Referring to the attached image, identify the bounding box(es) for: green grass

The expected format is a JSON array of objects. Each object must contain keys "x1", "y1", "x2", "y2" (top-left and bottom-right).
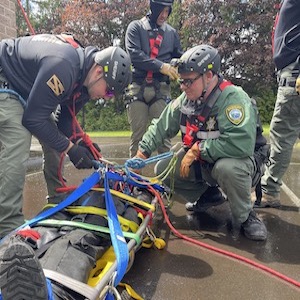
[
  {"x1": 262, "y1": 124, "x2": 270, "y2": 135},
  {"x1": 87, "y1": 131, "x2": 131, "y2": 137},
  {"x1": 88, "y1": 125, "x2": 271, "y2": 138}
]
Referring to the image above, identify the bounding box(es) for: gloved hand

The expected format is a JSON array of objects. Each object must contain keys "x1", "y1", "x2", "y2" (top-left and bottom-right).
[
  {"x1": 68, "y1": 144, "x2": 94, "y2": 169},
  {"x1": 78, "y1": 140, "x2": 101, "y2": 156},
  {"x1": 180, "y1": 142, "x2": 200, "y2": 178},
  {"x1": 160, "y1": 63, "x2": 179, "y2": 81}
]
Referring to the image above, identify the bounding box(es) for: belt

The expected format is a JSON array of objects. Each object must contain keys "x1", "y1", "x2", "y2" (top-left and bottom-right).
[{"x1": 278, "y1": 76, "x2": 297, "y2": 87}]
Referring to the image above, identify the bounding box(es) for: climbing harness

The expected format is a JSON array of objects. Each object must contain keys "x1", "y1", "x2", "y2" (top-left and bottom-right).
[{"x1": 126, "y1": 17, "x2": 167, "y2": 106}]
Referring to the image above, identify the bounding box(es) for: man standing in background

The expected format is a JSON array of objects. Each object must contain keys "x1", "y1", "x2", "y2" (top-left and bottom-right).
[
  {"x1": 258, "y1": 0, "x2": 300, "y2": 208},
  {"x1": 125, "y1": 0, "x2": 183, "y2": 158}
]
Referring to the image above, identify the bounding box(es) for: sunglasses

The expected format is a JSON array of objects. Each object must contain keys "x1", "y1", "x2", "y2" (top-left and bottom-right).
[
  {"x1": 177, "y1": 74, "x2": 202, "y2": 87},
  {"x1": 105, "y1": 86, "x2": 115, "y2": 98}
]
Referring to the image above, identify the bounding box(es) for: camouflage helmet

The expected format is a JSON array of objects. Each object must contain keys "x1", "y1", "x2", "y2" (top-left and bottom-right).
[{"x1": 94, "y1": 46, "x2": 132, "y2": 94}]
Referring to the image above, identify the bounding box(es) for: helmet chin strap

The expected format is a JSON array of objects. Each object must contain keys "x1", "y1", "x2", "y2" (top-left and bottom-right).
[
  {"x1": 87, "y1": 74, "x2": 103, "y2": 91},
  {"x1": 199, "y1": 74, "x2": 218, "y2": 101}
]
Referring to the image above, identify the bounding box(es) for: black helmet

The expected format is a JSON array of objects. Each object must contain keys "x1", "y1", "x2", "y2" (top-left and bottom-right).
[
  {"x1": 150, "y1": 0, "x2": 173, "y2": 5},
  {"x1": 94, "y1": 46, "x2": 132, "y2": 94},
  {"x1": 177, "y1": 45, "x2": 221, "y2": 75}
]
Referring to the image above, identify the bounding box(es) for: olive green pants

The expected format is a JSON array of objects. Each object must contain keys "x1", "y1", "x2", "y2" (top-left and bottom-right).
[
  {"x1": 155, "y1": 146, "x2": 255, "y2": 223},
  {"x1": 261, "y1": 62, "x2": 300, "y2": 197},
  {"x1": 126, "y1": 81, "x2": 171, "y2": 158},
  {"x1": 0, "y1": 91, "x2": 31, "y2": 237}
]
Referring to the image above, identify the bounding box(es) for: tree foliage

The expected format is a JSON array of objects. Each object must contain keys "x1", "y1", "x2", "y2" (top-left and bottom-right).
[
  {"x1": 61, "y1": 0, "x2": 148, "y2": 48},
  {"x1": 181, "y1": 0, "x2": 278, "y2": 95},
  {"x1": 16, "y1": 0, "x2": 279, "y2": 128}
]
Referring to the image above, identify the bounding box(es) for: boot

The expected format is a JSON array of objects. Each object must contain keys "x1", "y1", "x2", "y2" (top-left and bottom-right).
[
  {"x1": 0, "y1": 238, "x2": 49, "y2": 300},
  {"x1": 241, "y1": 210, "x2": 267, "y2": 241},
  {"x1": 254, "y1": 193, "x2": 280, "y2": 208},
  {"x1": 185, "y1": 186, "x2": 226, "y2": 213}
]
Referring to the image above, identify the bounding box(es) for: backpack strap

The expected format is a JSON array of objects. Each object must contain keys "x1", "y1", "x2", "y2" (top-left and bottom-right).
[
  {"x1": 56, "y1": 34, "x2": 85, "y2": 75},
  {"x1": 197, "y1": 78, "x2": 233, "y2": 127},
  {"x1": 183, "y1": 77, "x2": 233, "y2": 147}
]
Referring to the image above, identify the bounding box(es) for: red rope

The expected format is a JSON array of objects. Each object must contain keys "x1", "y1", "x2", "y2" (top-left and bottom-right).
[
  {"x1": 16, "y1": 0, "x2": 35, "y2": 35},
  {"x1": 148, "y1": 185, "x2": 300, "y2": 289},
  {"x1": 56, "y1": 102, "x2": 101, "y2": 191}
]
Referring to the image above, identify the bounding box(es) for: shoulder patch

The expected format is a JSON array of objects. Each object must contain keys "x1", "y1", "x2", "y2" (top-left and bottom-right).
[
  {"x1": 225, "y1": 104, "x2": 244, "y2": 125},
  {"x1": 47, "y1": 75, "x2": 65, "y2": 96}
]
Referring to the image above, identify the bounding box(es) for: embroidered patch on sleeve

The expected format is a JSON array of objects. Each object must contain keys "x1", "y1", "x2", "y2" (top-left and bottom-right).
[
  {"x1": 225, "y1": 105, "x2": 244, "y2": 125},
  {"x1": 46, "y1": 75, "x2": 65, "y2": 96}
]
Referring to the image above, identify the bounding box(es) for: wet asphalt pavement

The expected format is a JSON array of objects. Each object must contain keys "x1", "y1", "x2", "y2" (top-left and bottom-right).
[{"x1": 23, "y1": 137, "x2": 300, "y2": 300}]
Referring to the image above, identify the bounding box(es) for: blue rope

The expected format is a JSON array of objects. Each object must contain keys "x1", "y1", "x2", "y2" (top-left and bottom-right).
[
  {"x1": 125, "y1": 151, "x2": 173, "y2": 170},
  {"x1": 0, "y1": 88, "x2": 26, "y2": 107}
]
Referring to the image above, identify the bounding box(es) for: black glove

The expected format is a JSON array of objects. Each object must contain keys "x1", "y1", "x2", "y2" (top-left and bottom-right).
[
  {"x1": 68, "y1": 144, "x2": 94, "y2": 169},
  {"x1": 78, "y1": 140, "x2": 101, "y2": 156}
]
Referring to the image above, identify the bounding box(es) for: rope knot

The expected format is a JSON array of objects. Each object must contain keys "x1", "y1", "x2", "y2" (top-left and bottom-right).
[{"x1": 126, "y1": 158, "x2": 147, "y2": 170}]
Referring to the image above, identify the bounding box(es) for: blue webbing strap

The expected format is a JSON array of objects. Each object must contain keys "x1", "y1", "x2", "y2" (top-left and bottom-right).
[
  {"x1": 0, "y1": 171, "x2": 101, "y2": 246},
  {"x1": 46, "y1": 279, "x2": 54, "y2": 300},
  {"x1": 21, "y1": 171, "x2": 101, "y2": 229},
  {"x1": 104, "y1": 171, "x2": 129, "y2": 294}
]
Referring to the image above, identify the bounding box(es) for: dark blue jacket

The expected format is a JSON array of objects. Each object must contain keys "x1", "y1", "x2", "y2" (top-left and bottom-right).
[
  {"x1": 0, "y1": 34, "x2": 97, "y2": 152},
  {"x1": 125, "y1": 16, "x2": 182, "y2": 83},
  {"x1": 273, "y1": 0, "x2": 300, "y2": 70}
]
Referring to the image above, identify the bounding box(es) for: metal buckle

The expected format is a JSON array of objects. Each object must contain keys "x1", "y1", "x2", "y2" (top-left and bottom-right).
[{"x1": 145, "y1": 77, "x2": 153, "y2": 84}]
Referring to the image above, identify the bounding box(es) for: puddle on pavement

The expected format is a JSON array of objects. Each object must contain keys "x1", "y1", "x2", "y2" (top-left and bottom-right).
[{"x1": 21, "y1": 140, "x2": 300, "y2": 299}]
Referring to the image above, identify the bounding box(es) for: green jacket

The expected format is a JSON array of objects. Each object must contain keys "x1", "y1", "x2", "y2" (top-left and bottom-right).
[{"x1": 138, "y1": 84, "x2": 257, "y2": 164}]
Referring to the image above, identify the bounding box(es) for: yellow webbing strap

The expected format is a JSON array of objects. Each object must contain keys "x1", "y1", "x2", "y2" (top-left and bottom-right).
[
  {"x1": 36, "y1": 219, "x2": 140, "y2": 244},
  {"x1": 88, "y1": 246, "x2": 115, "y2": 286},
  {"x1": 88, "y1": 247, "x2": 143, "y2": 299},
  {"x1": 92, "y1": 188, "x2": 155, "y2": 211},
  {"x1": 119, "y1": 283, "x2": 144, "y2": 300},
  {"x1": 142, "y1": 227, "x2": 166, "y2": 250},
  {"x1": 44, "y1": 204, "x2": 139, "y2": 233}
]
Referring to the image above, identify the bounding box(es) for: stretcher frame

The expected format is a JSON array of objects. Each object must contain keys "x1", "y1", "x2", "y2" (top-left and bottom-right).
[{"x1": 42, "y1": 173, "x2": 162, "y2": 300}]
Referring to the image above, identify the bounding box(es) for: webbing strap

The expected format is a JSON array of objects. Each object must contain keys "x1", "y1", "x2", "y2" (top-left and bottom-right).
[
  {"x1": 56, "y1": 34, "x2": 85, "y2": 72},
  {"x1": 43, "y1": 205, "x2": 139, "y2": 233},
  {"x1": 198, "y1": 79, "x2": 233, "y2": 125},
  {"x1": 104, "y1": 172, "x2": 129, "y2": 286},
  {"x1": 101, "y1": 171, "x2": 165, "y2": 193},
  {"x1": 19, "y1": 171, "x2": 101, "y2": 230},
  {"x1": 183, "y1": 78, "x2": 233, "y2": 147},
  {"x1": 37, "y1": 219, "x2": 140, "y2": 244},
  {"x1": 92, "y1": 188, "x2": 155, "y2": 211},
  {"x1": 140, "y1": 16, "x2": 164, "y2": 83},
  {"x1": 44, "y1": 269, "x2": 98, "y2": 300},
  {"x1": 146, "y1": 33, "x2": 163, "y2": 82}
]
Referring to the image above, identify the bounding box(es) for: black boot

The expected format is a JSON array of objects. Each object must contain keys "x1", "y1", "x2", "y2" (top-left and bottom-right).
[
  {"x1": 0, "y1": 238, "x2": 49, "y2": 300},
  {"x1": 185, "y1": 186, "x2": 226, "y2": 213},
  {"x1": 241, "y1": 210, "x2": 267, "y2": 241}
]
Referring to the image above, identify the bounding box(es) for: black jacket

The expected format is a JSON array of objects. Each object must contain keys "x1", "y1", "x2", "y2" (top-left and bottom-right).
[
  {"x1": 125, "y1": 16, "x2": 182, "y2": 83},
  {"x1": 273, "y1": 0, "x2": 300, "y2": 70},
  {"x1": 0, "y1": 34, "x2": 97, "y2": 152}
]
